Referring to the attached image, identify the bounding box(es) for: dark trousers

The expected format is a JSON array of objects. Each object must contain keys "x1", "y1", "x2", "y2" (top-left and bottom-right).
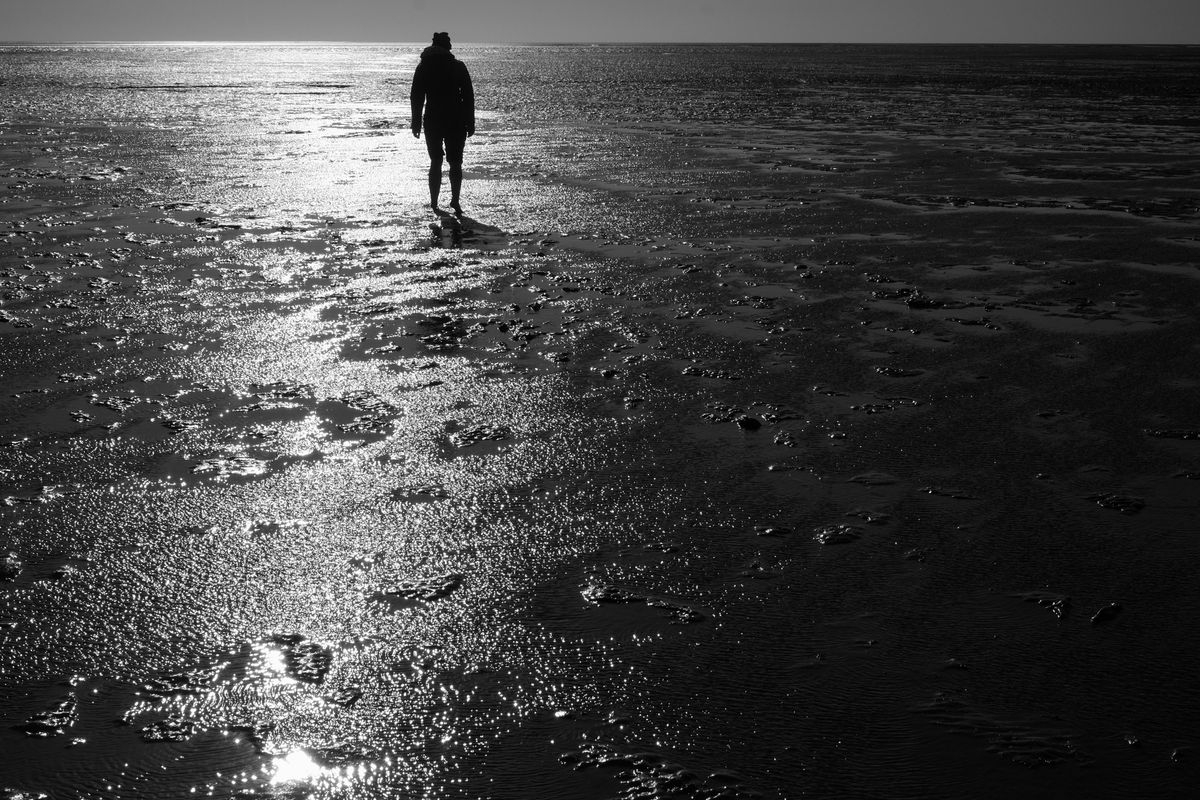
[{"x1": 424, "y1": 124, "x2": 467, "y2": 166}]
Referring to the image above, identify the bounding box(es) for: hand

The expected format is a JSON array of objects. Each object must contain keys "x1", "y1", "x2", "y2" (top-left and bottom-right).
[
  {"x1": 466, "y1": 126, "x2": 475, "y2": 138},
  {"x1": 412, "y1": 125, "x2": 421, "y2": 139}
]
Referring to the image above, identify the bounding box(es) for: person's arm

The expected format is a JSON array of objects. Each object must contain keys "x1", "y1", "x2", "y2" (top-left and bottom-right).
[
  {"x1": 460, "y1": 63, "x2": 475, "y2": 136},
  {"x1": 410, "y1": 64, "x2": 425, "y2": 137}
]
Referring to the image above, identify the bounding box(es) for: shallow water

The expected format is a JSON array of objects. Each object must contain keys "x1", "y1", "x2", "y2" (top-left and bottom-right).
[{"x1": 2, "y1": 43, "x2": 1200, "y2": 799}]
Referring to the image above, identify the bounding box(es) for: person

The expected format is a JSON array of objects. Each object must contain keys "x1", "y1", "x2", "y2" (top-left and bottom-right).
[{"x1": 410, "y1": 31, "x2": 475, "y2": 215}]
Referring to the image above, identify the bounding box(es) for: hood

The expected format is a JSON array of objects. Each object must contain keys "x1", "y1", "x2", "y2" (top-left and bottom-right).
[{"x1": 420, "y1": 46, "x2": 455, "y2": 62}]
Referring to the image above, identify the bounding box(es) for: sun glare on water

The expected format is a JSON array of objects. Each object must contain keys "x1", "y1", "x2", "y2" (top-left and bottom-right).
[{"x1": 270, "y1": 749, "x2": 326, "y2": 785}]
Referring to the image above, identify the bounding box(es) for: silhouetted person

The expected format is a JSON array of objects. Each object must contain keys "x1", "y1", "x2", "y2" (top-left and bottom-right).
[{"x1": 411, "y1": 32, "x2": 475, "y2": 215}]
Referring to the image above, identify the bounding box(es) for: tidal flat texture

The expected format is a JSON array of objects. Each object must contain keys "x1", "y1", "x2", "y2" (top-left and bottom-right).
[{"x1": 2, "y1": 43, "x2": 1200, "y2": 799}]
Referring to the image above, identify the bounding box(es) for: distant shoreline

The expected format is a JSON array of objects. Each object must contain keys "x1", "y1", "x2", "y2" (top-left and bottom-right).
[{"x1": 1, "y1": 40, "x2": 1197, "y2": 47}]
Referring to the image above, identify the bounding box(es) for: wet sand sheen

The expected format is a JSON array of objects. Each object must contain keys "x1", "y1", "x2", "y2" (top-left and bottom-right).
[{"x1": 2, "y1": 43, "x2": 1200, "y2": 799}]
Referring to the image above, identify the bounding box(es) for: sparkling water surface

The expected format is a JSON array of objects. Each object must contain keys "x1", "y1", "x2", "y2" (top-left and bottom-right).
[{"x1": 2, "y1": 43, "x2": 1200, "y2": 799}]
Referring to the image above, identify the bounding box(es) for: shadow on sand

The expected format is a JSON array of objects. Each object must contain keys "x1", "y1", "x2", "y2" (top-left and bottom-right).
[{"x1": 430, "y1": 207, "x2": 504, "y2": 249}]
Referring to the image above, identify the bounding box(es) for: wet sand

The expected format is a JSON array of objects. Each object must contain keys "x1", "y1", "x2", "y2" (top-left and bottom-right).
[{"x1": 2, "y1": 44, "x2": 1200, "y2": 799}]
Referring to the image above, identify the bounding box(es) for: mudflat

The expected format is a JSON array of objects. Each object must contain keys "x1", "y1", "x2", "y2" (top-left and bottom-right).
[{"x1": 2, "y1": 43, "x2": 1199, "y2": 799}]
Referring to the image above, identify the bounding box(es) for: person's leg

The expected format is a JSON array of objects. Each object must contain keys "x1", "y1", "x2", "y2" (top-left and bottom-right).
[
  {"x1": 447, "y1": 163, "x2": 461, "y2": 212},
  {"x1": 445, "y1": 131, "x2": 467, "y2": 213},
  {"x1": 428, "y1": 157, "x2": 443, "y2": 209},
  {"x1": 424, "y1": 128, "x2": 445, "y2": 209}
]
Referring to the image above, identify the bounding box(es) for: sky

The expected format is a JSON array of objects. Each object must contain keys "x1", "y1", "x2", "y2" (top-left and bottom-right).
[{"x1": 2, "y1": 0, "x2": 1199, "y2": 44}]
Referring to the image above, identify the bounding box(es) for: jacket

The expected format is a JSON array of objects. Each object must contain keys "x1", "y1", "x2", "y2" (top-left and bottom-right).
[{"x1": 410, "y1": 46, "x2": 475, "y2": 133}]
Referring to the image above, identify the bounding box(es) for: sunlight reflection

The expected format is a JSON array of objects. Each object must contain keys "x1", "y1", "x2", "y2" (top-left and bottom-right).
[
  {"x1": 270, "y1": 748, "x2": 325, "y2": 785},
  {"x1": 258, "y1": 644, "x2": 293, "y2": 682}
]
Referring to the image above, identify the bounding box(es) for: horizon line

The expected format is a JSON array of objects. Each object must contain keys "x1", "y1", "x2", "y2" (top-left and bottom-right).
[{"x1": 2, "y1": 39, "x2": 1198, "y2": 47}]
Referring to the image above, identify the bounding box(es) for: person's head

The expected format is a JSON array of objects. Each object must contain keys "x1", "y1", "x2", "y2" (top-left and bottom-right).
[{"x1": 432, "y1": 32, "x2": 451, "y2": 50}]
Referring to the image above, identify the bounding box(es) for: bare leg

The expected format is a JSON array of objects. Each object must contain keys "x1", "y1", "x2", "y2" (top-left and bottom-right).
[
  {"x1": 428, "y1": 158, "x2": 443, "y2": 209},
  {"x1": 448, "y1": 163, "x2": 463, "y2": 214}
]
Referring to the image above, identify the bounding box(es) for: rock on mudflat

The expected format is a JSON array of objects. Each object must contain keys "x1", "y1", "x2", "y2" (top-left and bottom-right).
[
  {"x1": 561, "y1": 742, "x2": 745, "y2": 798},
  {"x1": 582, "y1": 584, "x2": 707, "y2": 624},
  {"x1": 0, "y1": 551, "x2": 21, "y2": 582},
  {"x1": 270, "y1": 635, "x2": 334, "y2": 683},
  {"x1": 391, "y1": 484, "x2": 449, "y2": 502},
  {"x1": 311, "y1": 742, "x2": 378, "y2": 767},
  {"x1": 379, "y1": 573, "x2": 463, "y2": 603},
  {"x1": 447, "y1": 424, "x2": 510, "y2": 448},
  {"x1": 1090, "y1": 603, "x2": 1123, "y2": 625},
  {"x1": 191, "y1": 455, "x2": 269, "y2": 479},
  {"x1": 582, "y1": 583, "x2": 646, "y2": 604},
  {"x1": 19, "y1": 695, "x2": 77, "y2": 737},
  {"x1": 813, "y1": 524, "x2": 863, "y2": 545},
  {"x1": 875, "y1": 366, "x2": 925, "y2": 378},
  {"x1": 1145, "y1": 428, "x2": 1200, "y2": 440},
  {"x1": 142, "y1": 670, "x2": 214, "y2": 696},
  {"x1": 646, "y1": 597, "x2": 706, "y2": 624},
  {"x1": 1016, "y1": 591, "x2": 1070, "y2": 619},
  {"x1": 1088, "y1": 493, "x2": 1144, "y2": 514},
  {"x1": 847, "y1": 472, "x2": 900, "y2": 486},
  {"x1": 324, "y1": 686, "x2": 363, "y2": 708},
  {"x1": 846, "y1": 508, "x2": 892, "y2": 525},
  {"x1": 140, "y1": 714, "x2": 196, "y2": 742}
]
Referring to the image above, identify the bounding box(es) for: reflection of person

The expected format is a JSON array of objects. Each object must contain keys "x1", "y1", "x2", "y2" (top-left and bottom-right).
[{"x1": 410, "y1": 31, "x2": 475, "y2": 214}]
